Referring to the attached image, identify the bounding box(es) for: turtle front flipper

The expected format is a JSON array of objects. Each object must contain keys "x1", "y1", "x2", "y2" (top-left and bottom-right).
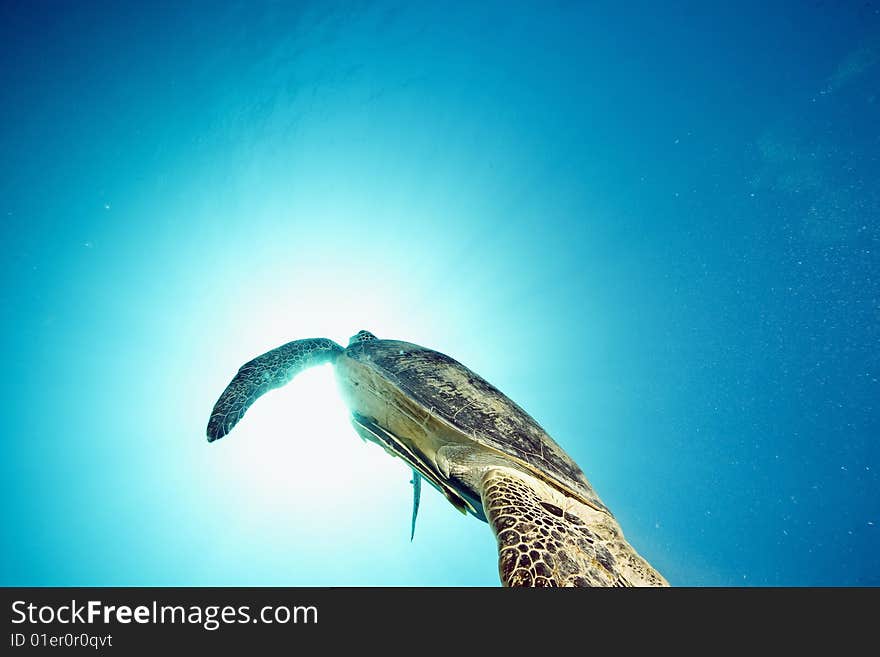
[
  {"x1": 206, "y1": 338, "x2": 343, "y2": 441},
  {"x1": 479, "y1": 467, "x2": 669, "y2": 587}
]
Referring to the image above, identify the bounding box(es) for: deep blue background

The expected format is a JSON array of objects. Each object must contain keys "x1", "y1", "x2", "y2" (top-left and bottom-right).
[{"x1": 2, "y1": 1, "x2": 878, "y2": 586}]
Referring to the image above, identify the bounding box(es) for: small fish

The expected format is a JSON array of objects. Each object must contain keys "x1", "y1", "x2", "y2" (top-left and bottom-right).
[{"x1": 410, "y1": 469, "x2": 421, "y2": 541}]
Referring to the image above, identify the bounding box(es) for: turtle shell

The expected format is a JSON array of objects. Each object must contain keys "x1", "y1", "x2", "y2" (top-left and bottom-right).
[{"x1": 346, "y1": 339, "x2": 610, "y2": 515}]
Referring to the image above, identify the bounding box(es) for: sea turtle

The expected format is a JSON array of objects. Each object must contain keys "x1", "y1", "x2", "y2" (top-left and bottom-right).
[{"x1": 206, "y1": 330, "x2": 668, "y2": 587}]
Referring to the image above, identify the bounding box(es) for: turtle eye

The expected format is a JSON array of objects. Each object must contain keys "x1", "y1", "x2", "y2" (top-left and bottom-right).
[{"x1": 349, "y1": 330, "x2": 377, "y2": 345}]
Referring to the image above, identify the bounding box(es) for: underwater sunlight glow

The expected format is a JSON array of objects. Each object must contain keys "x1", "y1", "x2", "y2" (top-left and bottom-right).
[{"x1": 2, "y1": 1, "x2": 878, "y2": 587}]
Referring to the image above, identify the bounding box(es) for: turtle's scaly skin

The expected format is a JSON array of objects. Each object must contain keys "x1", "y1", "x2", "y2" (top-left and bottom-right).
[
  {"x1": 207, "y1": 338, "x2": 342, "y2": 441},
  {"x1": 481, "y1": 467, "x2": 668, "y2": 586},
  {"x1": 434, "y1": 444, "x2": 668, "y2": 586}
]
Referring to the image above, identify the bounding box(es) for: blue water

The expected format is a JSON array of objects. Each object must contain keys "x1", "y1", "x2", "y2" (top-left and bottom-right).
[{"x1": 2, "y1": 1, "x2": 878, "y2": 586}]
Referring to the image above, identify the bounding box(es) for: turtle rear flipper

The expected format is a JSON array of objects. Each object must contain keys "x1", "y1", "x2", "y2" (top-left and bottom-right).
[
  {"x1": 480, "y1": 468, "x2": 668, "y2": 587},
  {"x1": 410, "y1": 470, "x2": 421, "y2": 541},
  {"x1": 207, "y1": 338, "x2": 343, "y2": 441}
]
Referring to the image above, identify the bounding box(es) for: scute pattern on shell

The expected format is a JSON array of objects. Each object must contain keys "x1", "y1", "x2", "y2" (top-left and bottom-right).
[{"x1": 353, "y1": 340, "x2": 609, "y2": 513}]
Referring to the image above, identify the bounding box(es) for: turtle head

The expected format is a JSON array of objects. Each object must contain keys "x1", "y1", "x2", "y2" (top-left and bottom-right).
[{"x1": 349, "y1": 329, "x2": 378, "y2": 346}]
